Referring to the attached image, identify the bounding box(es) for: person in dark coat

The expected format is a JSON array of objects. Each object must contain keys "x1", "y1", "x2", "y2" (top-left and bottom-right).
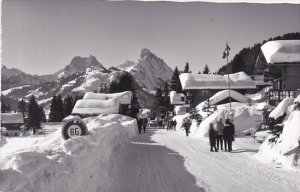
[
  {"x1": 209, "y1": 123, "x2": 218, "y2": 152},
  {"x1": 223, "y1": 119, "x2": 235, "y2": 152},
  {"x1": 142, "y1": 118, "x2": 148, "y2": 133},
  {"x1": 183, "y1": 118, "x2": 192, "y2": 136},
  {"x1": 137, "y1": 118, "x2": 143, "y2": 134}
]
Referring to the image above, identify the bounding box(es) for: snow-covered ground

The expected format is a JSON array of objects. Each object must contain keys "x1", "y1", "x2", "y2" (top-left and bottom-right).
[
  {"x1": 0, "y1": 114, "x2": 137, "y2": 192},
  {"x1": 152, "y1": 130, "x2": 300, "y2": 192},
  {"x1": 1, "y1": 97, "x2": 300, "y2": 192}
]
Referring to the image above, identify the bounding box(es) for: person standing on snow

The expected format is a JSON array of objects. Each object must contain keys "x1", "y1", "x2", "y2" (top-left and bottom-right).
[
  {"x1": 137, "y1": 118, "x2": 143, "y2": 134},
  {"x1": 209, "y1": 123, "x2": 218, "y2": 152},
  {"x1": 215, "y1": 118, "x2": 224, "y2": 150},
  {"x1": 223, "y1": 119, "x2": 235, "y2": 152},
  {"x1": 183, "y1": 117, "x2": 192, "y2": 136},
  {"x1": 142, "y1": 118, "x2": 148, "y2": 133}
]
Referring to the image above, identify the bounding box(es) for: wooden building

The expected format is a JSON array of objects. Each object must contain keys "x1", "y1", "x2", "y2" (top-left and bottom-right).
[
  {"x1": 1, "y1": 113, "x2": 24, "y2": 136},
  {"x1": 179, "y1": 72, "x2": 256, "y2": 108},
  {"x1": 261, "y1": 40, "x2": 300, "y2": 105}
]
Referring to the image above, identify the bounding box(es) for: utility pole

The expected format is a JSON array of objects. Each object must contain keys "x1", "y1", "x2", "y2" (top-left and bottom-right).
[{"x1": 223, "y1": 42, "x2": 232, "y2": 110}]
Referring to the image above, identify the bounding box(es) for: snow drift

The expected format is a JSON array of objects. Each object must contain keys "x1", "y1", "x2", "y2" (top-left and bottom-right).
[
  {"x1": 192, "y1": 103, "x2": 262, "y2": 137},
  {"x1": 0, "y1": 114, "x2": 137, "y2": 192},
  {"x1": 269, "y1": 97, "x2": 294, "y2": 119},
  {"x1": 255, "y1": 111, "x2": 300, "y2": 168}
]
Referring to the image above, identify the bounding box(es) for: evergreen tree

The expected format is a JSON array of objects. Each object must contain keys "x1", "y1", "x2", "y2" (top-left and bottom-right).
[
  {"x1": 184, "y1": 62, "x2": 190, "y2": 73},
  {"x1": 109, "y1": 81, "x2": 119, "y2": 93},
  {"x1": 231, "y1": 52, "x2": 245, "y2": 73},
  {"x1": 130, "y1": 86, "x2": 140, "y2": 118},
  {"x1": 198, "y1": 71, "x2": 201, "y2": 74},
  {"x1": 27, "y1": 95, "x2": 41, "y2": 131},
  {"x1": 170, "y1": 67, "x2": 183, "y2": 93},
  {"x1": 63, "y1": 95, "x2": 74, "y2": 117},
  {"x1": 1, "y1": 101, "x2": 9, "y2": 113},
  {"x1": 49, "y1": 95, "x2": 58, "y2": 122},
  {"x1": 203, "y1": 64, "x2": 210, "y2": 74},
  {"x1": 57, "y1": 95, "x2": 64, "y2": 122},
  {"x1": 162, "y1": 81, "x2": 171, "y2": 117},
  {"x1": 103, "y1": 84, "x2": 108, "y2": 93},
  {"x1": 154, "y1": 88, "x2": 164, "y2": 106},
  {"x1": 18, "y1": 99, "x2": 26, "y2": 118},
  {"x1": 119, "y1": 73, "x2": 133, "y2": 92},
  {"x1": 39, "y1": 106, "x2": 47, "y2": 122}
]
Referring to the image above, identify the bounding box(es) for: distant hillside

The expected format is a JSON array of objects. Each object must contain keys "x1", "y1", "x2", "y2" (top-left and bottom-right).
[{"x1": 217, "y1": 32, "x2": 300, "y2": 75}]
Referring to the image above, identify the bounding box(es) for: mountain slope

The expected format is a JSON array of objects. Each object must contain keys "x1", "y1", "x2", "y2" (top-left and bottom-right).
[
  {"x1": 1, "y1": 65, "x2": 47, "y2": 90},
  {"x1": 217, "y1": 32, "x2": 300, "y2": 75},
  {"x1": 118, "y1": 49, "x2": 173, "y2": 92}
]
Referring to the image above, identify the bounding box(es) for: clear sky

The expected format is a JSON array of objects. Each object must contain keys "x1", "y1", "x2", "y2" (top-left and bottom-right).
[{"x1": 2, "y1": 0, "x2": 300, "y2": 75}]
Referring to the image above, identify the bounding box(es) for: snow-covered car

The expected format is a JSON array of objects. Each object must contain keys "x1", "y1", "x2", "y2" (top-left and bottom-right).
[{"x1": 253, "y1": 123, "x2": 271, "y2": 143}]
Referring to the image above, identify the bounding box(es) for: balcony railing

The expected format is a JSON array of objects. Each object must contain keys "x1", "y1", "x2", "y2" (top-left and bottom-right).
[{"x1": 268, "y1": 89, "x2": 299, "y2": 105}]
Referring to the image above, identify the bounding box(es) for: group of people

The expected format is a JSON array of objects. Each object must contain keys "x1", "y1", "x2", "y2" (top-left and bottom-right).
[{"x1": 209, "y1": 118, "x2": 235, "y2": 152}]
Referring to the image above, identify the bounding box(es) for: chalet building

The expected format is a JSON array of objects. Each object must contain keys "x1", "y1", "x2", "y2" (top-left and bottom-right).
[
  {"x1": 179, "y1": 72, "x2": 256, "y2": 108},
  {"x1": 169, "y1": 91, "x2": 189, "y2": 114},
  {"x1": 71, "y1": 91, "x2": 132, "y2": 117},
  {"x1": 1, "y1": 113, "x2": 24, "y2": 136},
  {"x1": 261, "y1": 40, "x2": 300, "y2": 105}
]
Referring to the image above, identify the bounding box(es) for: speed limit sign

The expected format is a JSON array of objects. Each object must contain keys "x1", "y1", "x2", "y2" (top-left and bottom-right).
[{"x1": 62, "y1": 118, "x2": 88, "y2": 140}]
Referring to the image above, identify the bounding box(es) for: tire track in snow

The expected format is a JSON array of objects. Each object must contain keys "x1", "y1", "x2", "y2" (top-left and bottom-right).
[
  {"x1": 152, "y1": 130, "x2": 300, "y2": 192},
  {"x1": 106, "y1": 130, "x2": 204, "y2": 192}
]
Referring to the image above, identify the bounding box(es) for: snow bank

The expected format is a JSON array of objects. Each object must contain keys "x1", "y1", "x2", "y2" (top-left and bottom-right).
[
  {"x1": 269, "y1": 97, "x2": 294, "y2": 119},
  {"x1": 255, "y1": 111, "x2": 300, "y2": 169},
  {"x1": 0, "y1": 114, "x2": 137, "y2": 192},
  {"x1": 261, "y1": 40, "x2": 300, "y2": 64},
  {"x1": 193, "y1": 103, "x2": 262, "y2": 137}
]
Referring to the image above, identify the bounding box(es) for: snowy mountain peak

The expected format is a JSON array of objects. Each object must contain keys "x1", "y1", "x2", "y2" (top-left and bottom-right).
[
  {"x1": 140, "y1": 48, "x2": 152, "y2": 59},
  {"x1": 118, "y1": 60, "x2": 137, "y2": 72},
  {"x1": 59, "y1": 55, "x2": 107, "y2": 78},
  {"x1": 132, "y1": 49, "x2": 173, "y2": 91}
]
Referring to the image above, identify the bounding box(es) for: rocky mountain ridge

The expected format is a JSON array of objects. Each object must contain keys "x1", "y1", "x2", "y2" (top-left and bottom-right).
[{"x1": 1, "y1": 49, "x2": 173, "y2": 109}]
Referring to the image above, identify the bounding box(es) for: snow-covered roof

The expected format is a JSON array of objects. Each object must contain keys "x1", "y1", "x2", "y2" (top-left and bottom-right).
[
  {"x1": 261, "y1": 40, "x2": 300, "y2": 64},
  {"x1": 1, "y1": 113, "x2": 24, "y2": 124},
  {"x1": 72, "y1": 99, "x2": 119, "y2": 115},
  {"x1": 83, "y1": 91, "x2": 132, "y2": 105},
  {"x1": 208, "y1": 90, "x2": 250, "y2": 105},
  {"x1": 179, "y1": 72, "x2": 256, "y2": 90},
  {"x1": 196, "y1": 90, "x2": 250, "y2": 110},
  {"x1": 170, "y1": 91, "x2": 186, "y2": 105}
]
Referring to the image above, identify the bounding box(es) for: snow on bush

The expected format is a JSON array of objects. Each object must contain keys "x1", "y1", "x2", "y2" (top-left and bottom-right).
[
  {"x1": 269, "y1": 97, "x2": 294, "y2": 119},
  {"x1": 255, "y1": 111, "x2": 300, "y2": 168},
  {"x1": 0, "y1": 114, "x2": 137, "y2": 192}
]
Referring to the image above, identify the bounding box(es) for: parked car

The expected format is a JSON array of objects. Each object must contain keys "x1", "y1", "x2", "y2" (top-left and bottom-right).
[
  {"x1": 253, "y1": 123, "x2": 271, "y2": 143},
  {"x1": 147, "y1": 120, "x2": 158, "y2": 128}
]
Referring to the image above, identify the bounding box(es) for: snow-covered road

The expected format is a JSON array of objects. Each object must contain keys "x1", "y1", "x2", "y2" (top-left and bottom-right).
[
  {"x1": 152, "y1": 129, "x2": 300, "y2": 192},
  {"x1": 106, "y1": 129, "x2": 204, "y2": 192}
]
